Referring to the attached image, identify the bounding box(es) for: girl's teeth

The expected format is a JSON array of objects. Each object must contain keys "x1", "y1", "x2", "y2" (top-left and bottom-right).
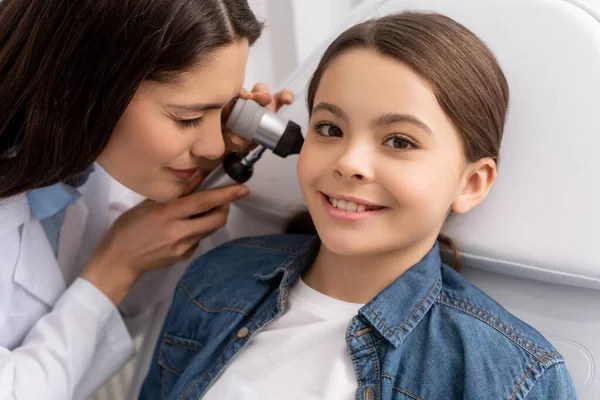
[
  {"x1": 346, "y1": 202, "x2": 357, "y2": 212},
  {"x1": 328, "y1": 196, "x2": 372, "y2": 213}
]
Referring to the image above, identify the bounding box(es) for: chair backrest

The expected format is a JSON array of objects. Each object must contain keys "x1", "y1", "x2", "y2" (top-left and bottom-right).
[{"x1": 218, "y1": 1, "x2": 600, "y2": 397}]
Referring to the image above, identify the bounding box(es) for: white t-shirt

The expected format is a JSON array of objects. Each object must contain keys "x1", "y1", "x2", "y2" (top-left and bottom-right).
[{"x1": 203, "y1": 277, "x2": 364, "y2": 399}]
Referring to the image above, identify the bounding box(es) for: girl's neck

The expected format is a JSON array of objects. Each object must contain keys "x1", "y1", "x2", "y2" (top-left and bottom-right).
[{"x1": 302, "y1": 237, "x2": 438, "y2": 304}]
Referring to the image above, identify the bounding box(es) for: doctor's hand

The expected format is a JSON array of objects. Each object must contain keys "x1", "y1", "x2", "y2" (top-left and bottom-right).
[
  {"x1": 81, "y1": 183, "x2": 249, "y2": 305},
  {"x1": 222, "y1": 83, "x2": 295, "y2": 153}
]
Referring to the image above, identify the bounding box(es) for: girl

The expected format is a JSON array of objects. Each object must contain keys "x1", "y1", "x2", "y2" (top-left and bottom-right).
[
  {"x1": 141, "y1": 11, "x2": 576, "y2": 399},
  {"x1": 0, "y1": 0, "x2": 293, "y2": 398}
]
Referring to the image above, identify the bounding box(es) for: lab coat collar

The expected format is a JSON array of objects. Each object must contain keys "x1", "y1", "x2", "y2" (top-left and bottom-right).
[
  {"x1": 0, "y1": 194, "x2": 30, "y2": 238},
  {"x1": 0, "y1": 193, "x2": 88, "y2": 306},
  {"x1": 13, "y1": 218, "x2": 67, "y2": 306}
]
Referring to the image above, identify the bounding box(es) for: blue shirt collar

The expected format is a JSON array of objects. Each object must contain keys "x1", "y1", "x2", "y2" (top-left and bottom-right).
[
  {"x1": 25, "y1": 165, "x2": 95, "y2": 221},
  {"x1": 26, "y1": 183, "x2": 82, "y2": 221},
  {"x1": 255, "y1": 235, "x2": 442, "y2": 348}
]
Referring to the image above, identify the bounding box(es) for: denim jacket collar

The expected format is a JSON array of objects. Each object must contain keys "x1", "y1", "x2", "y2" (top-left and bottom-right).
[
  {"x1": 254, "y1": 235, "x2": 443, "y2": 348},
  {"x1": 254, "y1": 235, "x2": 320, "y2": 304},
  {"x1": 359, "y1": 244, "x2": 442, "y2": 348}
]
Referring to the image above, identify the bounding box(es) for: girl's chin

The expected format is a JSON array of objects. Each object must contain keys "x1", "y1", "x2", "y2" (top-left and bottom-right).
[{"x1": 316, "y1": 229, "x2": 380, "y2": 257}]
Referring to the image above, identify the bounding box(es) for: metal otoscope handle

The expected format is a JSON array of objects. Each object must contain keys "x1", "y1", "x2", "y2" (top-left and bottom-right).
[
  {"x1": 198, "y1": 145, "x2": 267, "y2": 191},
  {"x1": 190, "y1": 146, "x2": 266, "y2": 219}
]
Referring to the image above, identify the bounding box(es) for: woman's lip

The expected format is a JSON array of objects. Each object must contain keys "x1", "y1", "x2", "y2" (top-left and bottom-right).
[
  {"x1": 168, "y1": 167, "x2": 199, "y2": 180},
  {"x1": 319, "y1": 192, "x2": 387, "y2": 221}
]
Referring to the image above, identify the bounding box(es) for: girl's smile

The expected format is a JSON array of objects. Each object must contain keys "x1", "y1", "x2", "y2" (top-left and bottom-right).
[{"x1": 319, "y1": 192, "x2": 388, "y2": 222}]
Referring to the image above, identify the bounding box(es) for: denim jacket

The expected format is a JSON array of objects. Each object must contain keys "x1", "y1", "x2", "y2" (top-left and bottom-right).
[{"x1": 140, "y1": 234, "x2": 576, "y2": 400}]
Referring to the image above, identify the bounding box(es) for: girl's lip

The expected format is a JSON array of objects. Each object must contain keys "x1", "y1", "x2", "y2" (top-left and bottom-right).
[
  {"x1": 168, "y1": 167, "x2": 199, "y2": 180},
  {"x1": 320, "y1": 192, "x2": 387, "y2": 221},
  {"x1": 320, "y1": 191, "x2": 386, "y2": 208}
]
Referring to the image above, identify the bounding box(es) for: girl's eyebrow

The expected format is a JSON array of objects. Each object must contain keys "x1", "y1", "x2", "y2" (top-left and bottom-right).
[
  {"x1": 312, "y1": 102, "x2": 433, "y2": 135},
  {"x1": 312, "y1": 102, "x2": 349, "y2": 121},
  {"x1": 373, "y1": 113, "x2": 433, "y2": 135}
]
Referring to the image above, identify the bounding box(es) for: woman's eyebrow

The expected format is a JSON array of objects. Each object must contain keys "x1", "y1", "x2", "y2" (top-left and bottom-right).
[
  {"x1": 167, "y1": 103, "x2": 223, "y2": 112},
  {"x1": 167, "y1": 94, "x2": 240, "y2": 113}
]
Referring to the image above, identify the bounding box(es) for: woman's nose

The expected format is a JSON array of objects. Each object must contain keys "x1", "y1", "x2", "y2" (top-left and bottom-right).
[{"x1": 190, "y1": 115, "x2": 226, "y2": 160}]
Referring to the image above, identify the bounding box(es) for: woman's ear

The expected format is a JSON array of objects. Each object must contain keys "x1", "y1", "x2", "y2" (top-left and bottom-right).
[{"x1": 451, "y1": 157, "x2": 497, "y2": 214}]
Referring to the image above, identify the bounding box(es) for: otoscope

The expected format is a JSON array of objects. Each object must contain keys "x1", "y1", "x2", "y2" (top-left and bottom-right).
[{"x1": 195, "y1": 98, "x2": 304, "y2": 193}]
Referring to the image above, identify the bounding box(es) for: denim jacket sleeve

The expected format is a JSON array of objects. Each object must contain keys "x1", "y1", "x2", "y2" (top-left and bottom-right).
[{"x1": 524, "y1": 363, "x2": 577, "y2": 399}]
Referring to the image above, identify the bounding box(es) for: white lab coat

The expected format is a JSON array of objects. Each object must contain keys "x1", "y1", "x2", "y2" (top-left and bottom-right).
[{"x1": 0, "y1": 165, "x2": 188, "y2": 400}]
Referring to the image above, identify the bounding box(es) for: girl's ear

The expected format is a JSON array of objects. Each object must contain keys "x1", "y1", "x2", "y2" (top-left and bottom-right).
[{"x1": 451, "y1": 157, "x2": 497, "y2": 214}]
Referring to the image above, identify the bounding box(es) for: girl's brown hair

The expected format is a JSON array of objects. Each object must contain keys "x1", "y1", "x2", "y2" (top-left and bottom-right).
[{"x1": 286, "y1": 11, "x2": 509, "y2": 271}]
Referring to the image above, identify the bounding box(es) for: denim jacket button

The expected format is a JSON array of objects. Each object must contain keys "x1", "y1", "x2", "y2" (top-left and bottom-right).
[{"x1": 237, "y1": 327, "x2": 250, "y2": 339}]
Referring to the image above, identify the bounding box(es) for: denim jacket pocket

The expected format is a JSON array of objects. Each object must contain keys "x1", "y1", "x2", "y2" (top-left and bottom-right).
[{"x1": 158, "y1": 333, "x2": 204, "y2": 395}]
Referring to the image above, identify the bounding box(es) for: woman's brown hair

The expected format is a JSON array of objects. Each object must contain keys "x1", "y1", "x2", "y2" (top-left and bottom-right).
[
  {"x1": 286, "y1": 11, "x2": 509, "y2": 271},
  {"x1": 0, "y1": 0, "x2": 263, "y2": 198}
]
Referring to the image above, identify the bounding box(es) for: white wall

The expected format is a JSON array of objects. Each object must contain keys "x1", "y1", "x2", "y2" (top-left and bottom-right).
[
  {"x1": 244, "y1": 0, "x2": 600, "y2": 91},
  {"x1": 244, "y1": 0, "x2": 365, "y2": 89}
]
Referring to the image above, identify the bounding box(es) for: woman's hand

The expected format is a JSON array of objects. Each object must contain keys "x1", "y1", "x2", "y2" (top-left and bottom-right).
[
  {"x1": 222, "y1": 83, "x2": 295, "y2": 152},
  {"x1": 81, "y1": 183, "x2": 250, "y2": 305}
]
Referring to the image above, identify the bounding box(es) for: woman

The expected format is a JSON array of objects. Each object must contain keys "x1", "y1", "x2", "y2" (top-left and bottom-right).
[{"x1": 0, "y1": 0, "x2": 293, "y2": 399}]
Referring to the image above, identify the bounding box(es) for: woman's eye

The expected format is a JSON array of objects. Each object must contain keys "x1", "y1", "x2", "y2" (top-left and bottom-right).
[
  {"x1": 176, "y1": 117, "x2": 205, "y2": 129},
  {"x1": 314, "y1": 123, "x2": 343, "y2": 137},
  {"x1": 384, "y1": 135, "x2": 415, "y2": 150}
]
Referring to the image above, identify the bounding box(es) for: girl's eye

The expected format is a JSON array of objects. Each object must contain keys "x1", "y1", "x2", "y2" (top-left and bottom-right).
[
  {"x1": 314, "y1": 122, "x2": 343, "y2": 137},
  {"x1": 176, "y1": 116, "x2": 205, "y2": 129},
  {"x1": 384, "y1": 135, "x2": 416, "y2": 150}
]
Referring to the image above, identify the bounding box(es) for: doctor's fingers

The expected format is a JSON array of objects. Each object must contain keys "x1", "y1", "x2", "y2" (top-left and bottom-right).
[
  {"x1": 249, "y1": 83, "x2": 294, "y2": 112},
  {"x1": 175, "y1": 202, "x2": 231, "y2": 240},
  {"x1": 172, "y1": 229, "x2": 217, "y2": 262},
  {"x1": 167, "y1": 184, "x2": 249, "y2": 219},
  {"x1": 273, "y1": 89, "x2": 294, "y2": 111}
]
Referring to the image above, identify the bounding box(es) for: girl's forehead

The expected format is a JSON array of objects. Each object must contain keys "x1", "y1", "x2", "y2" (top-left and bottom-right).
[
  {"x1": 313, "y1": 50, "x2": 456, "y2": 139},
  {"x1": 316, "y1": 51, "x2": 434, "y2": 108}
]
